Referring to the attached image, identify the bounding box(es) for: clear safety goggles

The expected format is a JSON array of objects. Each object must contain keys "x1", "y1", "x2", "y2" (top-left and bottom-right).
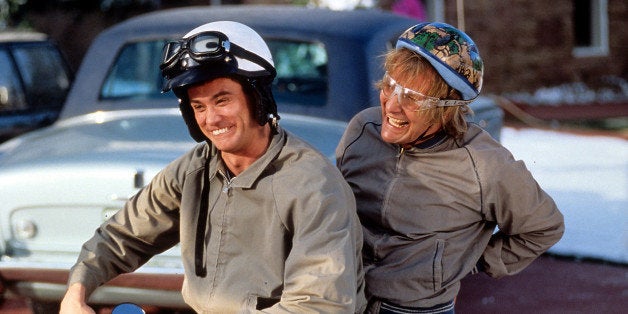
[
  {"x1": 379, "y1": 72, "x2": 472, "y2": 111},
  {"x1": 160, "y1": 31, "x2": 274, "y2": 78}
]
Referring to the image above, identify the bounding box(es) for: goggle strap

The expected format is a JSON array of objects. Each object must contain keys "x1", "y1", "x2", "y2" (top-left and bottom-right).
[
  {"x1": 161, "y1": 33, "x2": 276, "y2": 79},
  {"x1": 229, "y1": 43, "x2": 276, "y2": 77},
  {"x1": 436, "y1": 97, "x2": 476, "y2": 107}
]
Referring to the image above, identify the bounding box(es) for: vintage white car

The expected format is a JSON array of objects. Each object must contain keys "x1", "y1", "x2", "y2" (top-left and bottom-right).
[
  {"x1": 0, "y1": 5, "x2": 502, "y2": 313},
  {"x1": 0, "y1": 108, "x2": 345, "y2": 312}
]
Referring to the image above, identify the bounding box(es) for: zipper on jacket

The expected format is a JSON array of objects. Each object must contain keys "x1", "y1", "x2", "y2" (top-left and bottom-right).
[
  {"x1": 220, "y1": 169, "x2": 234, "y2": 193},
  {"x1": 380, "y1": 146, "x2": 406, "y2": 229},
  {"x1": 397, "y1": 146, "x2": 405, "y2": 157},
  {"x1": 394, "y1": 146, "x2": 406, "y2": 175}
]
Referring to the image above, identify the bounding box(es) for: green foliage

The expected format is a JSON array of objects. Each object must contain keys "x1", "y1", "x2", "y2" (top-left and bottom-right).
[
  {"x1": 0, "y1": 0, "x2": 162, "y2": 29},
  {"x1": 291, "y1": 0, "x2": 310, "y2": 5},
  {"x1": 0, "y1": 0, "x2": 27, "y2": 29}
]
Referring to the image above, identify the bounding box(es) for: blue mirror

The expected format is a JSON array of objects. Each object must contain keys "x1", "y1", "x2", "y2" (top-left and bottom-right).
[{"x1": 112, "y1": 303, "x2": 145, "y2": 314}]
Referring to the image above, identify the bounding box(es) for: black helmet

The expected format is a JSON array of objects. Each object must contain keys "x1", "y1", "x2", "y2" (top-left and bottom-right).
[{"x1": 160, "y1": 21, "x2": 279, "y2": 142}]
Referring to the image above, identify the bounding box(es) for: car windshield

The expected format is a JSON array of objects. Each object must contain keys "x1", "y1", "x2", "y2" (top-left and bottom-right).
[
  {"x1": 100, "y1": 39, "x2": 328, "y2": 108},
  {"x1": 0, "y1": 42, "x2": 71, "y2": 112},
  {"x1": 0, "y1": 48, "x2": 27, "y2": 111}
]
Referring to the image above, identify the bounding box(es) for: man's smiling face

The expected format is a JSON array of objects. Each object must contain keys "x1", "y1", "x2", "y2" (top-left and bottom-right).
[
  {"x1": 379, "y1": 70, "x2": 442, "y2": 146},
  {"x1": 188, "y1": 77, "x2": 269, "y2": 156}
]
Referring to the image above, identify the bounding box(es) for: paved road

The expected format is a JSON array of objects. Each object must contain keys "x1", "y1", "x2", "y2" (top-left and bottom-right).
[
  {"x1": 2, "y1": 255, "x2": 626, "y2": 313},
  {"x1": 456, "y1": 255, "x2": 627, "y2": 313}
]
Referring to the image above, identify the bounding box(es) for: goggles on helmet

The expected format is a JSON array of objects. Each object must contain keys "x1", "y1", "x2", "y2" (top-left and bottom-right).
[
  {"x1": 379, "y1": 72, "x2": 472, "y2": 111},
  {"x1": 160, "y1": 31, "x2": 275, "y2": 79}
]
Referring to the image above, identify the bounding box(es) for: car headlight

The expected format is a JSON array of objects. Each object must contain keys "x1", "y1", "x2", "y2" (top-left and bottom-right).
[{"x1": 14, "y1": 219, "x2": 38, "y2": 239}]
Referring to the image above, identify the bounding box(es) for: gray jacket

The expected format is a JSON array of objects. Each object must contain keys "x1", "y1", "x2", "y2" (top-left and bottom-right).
[
  {"x1": 69, "y1": 127, "x2": 366, "y2": 313},
  {"x1": 336, "y1": 107, "x2": 564, "y2": 308}
]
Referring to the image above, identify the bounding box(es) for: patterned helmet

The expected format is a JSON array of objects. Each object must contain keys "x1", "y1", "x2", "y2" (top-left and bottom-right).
[{"x1": 396, "y1": 22, "x2": 483, "y2": 101}]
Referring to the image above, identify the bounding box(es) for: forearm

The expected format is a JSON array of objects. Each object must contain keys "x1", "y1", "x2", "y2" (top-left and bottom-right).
[
  {"x1": 60, "y1": 282, "x2": 96, "y2": 314},
  {"x1": 478, "y1": 226, "x2": 562, "y2": 278},
  {"x1": 268, "y1": 253, "x2": 359, "y2": 313},
  {"x1": 481, "y1": 160, "x2": 566, "y2": 278},
  {"x1": 481, "y1": 211, "x2": 564, "y2": 278},
  {"x1": 275, "y1": 214, "x2": 362, "y2": 312},
  {"x1": 66, "y1": 228, "x2": 134, "y2": 299},
  {"x1": 66, "y1": 200, "x2": 177, "y2": 297}
]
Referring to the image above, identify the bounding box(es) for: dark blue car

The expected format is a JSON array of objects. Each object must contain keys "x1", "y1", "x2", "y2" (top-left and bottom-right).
[{"x1": 0, "y1": 31, "x2": 73, "y2": 142}]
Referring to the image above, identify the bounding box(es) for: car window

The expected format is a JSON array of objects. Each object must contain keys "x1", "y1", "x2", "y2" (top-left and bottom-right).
[
  {"x1": 268, "y1": 40, "x2": 328, "y2": 107},
  {"x1": 12, "y1": 43, "x2": 72, "y2": 109},
  {"x1": 99, "y1": 39, "x2": 329, "y2": 108},
  {"x1": 0, "y1": 48, "x2": 27, "y2": 112},
  {"x1": 100, "y1": 40, "x2": 168, "y2": 100}
]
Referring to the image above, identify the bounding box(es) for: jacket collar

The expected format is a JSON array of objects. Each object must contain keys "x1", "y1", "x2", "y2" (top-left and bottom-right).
[
  {"x1": 402, "y1": 124, "x2": 485, "y2": 154},
  {"x1": 208, "y1": 127, "x2": 286, "y2": 189}
]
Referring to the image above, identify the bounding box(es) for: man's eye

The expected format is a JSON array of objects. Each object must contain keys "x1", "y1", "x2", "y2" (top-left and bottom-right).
[
  {"x1": 408, "y1": 97, "x2": 421, "y2": 103},
  {"x1": 402, "y1": 93, "x2": 419, "y2": 102},
  {"x1": 215, "y1": 97, "x2": 230, "y2": 106},
  {"x1": 192, "y1": 104, "x2": 205, "y2": 111}
]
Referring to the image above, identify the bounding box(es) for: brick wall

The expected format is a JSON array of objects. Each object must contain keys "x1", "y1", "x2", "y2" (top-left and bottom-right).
[{"x1": 444, "y1": 0, "x2": 627, "y2": 95}]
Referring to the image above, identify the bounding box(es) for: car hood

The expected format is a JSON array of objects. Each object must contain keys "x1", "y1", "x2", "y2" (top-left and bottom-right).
[
  {"x1": 0, "y1": 109, "x2": 195, "y2": 169},
  {"x1": 0, "y1": 109, "x2": 347, "y2": 169}
]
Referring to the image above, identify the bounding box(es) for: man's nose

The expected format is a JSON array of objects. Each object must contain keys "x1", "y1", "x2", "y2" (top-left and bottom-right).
[
  {"x1": 383, "y1": 88, "x2": 403, "y2": 112},
  {"x1": 200, "y1": 106, "x2": 220, "y2": 126}
]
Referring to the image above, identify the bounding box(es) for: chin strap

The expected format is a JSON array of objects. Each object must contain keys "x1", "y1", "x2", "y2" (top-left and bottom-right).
[{"x1": 194, "y1": 156, "x2": 211, "y2": 277}]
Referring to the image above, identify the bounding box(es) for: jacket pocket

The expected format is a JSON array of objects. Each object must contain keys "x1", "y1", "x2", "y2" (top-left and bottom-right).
[
  {"x1": 243, "y1": 295, "x2": 280, "y2": 313},
  {"x1": 432, "y1": 239, "x2": 445, "y2": 291},
  {"x1": 256, "y1": 297, "x2": 280, "y2": 310},
  {"x1": 245, "y1": 295, "x2": 281, "y2": 313}
]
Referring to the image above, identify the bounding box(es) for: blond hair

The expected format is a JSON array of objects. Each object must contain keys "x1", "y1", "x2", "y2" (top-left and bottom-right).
[{"x1": 381, "y1": 49, "x2": 471, "y2": 139}]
